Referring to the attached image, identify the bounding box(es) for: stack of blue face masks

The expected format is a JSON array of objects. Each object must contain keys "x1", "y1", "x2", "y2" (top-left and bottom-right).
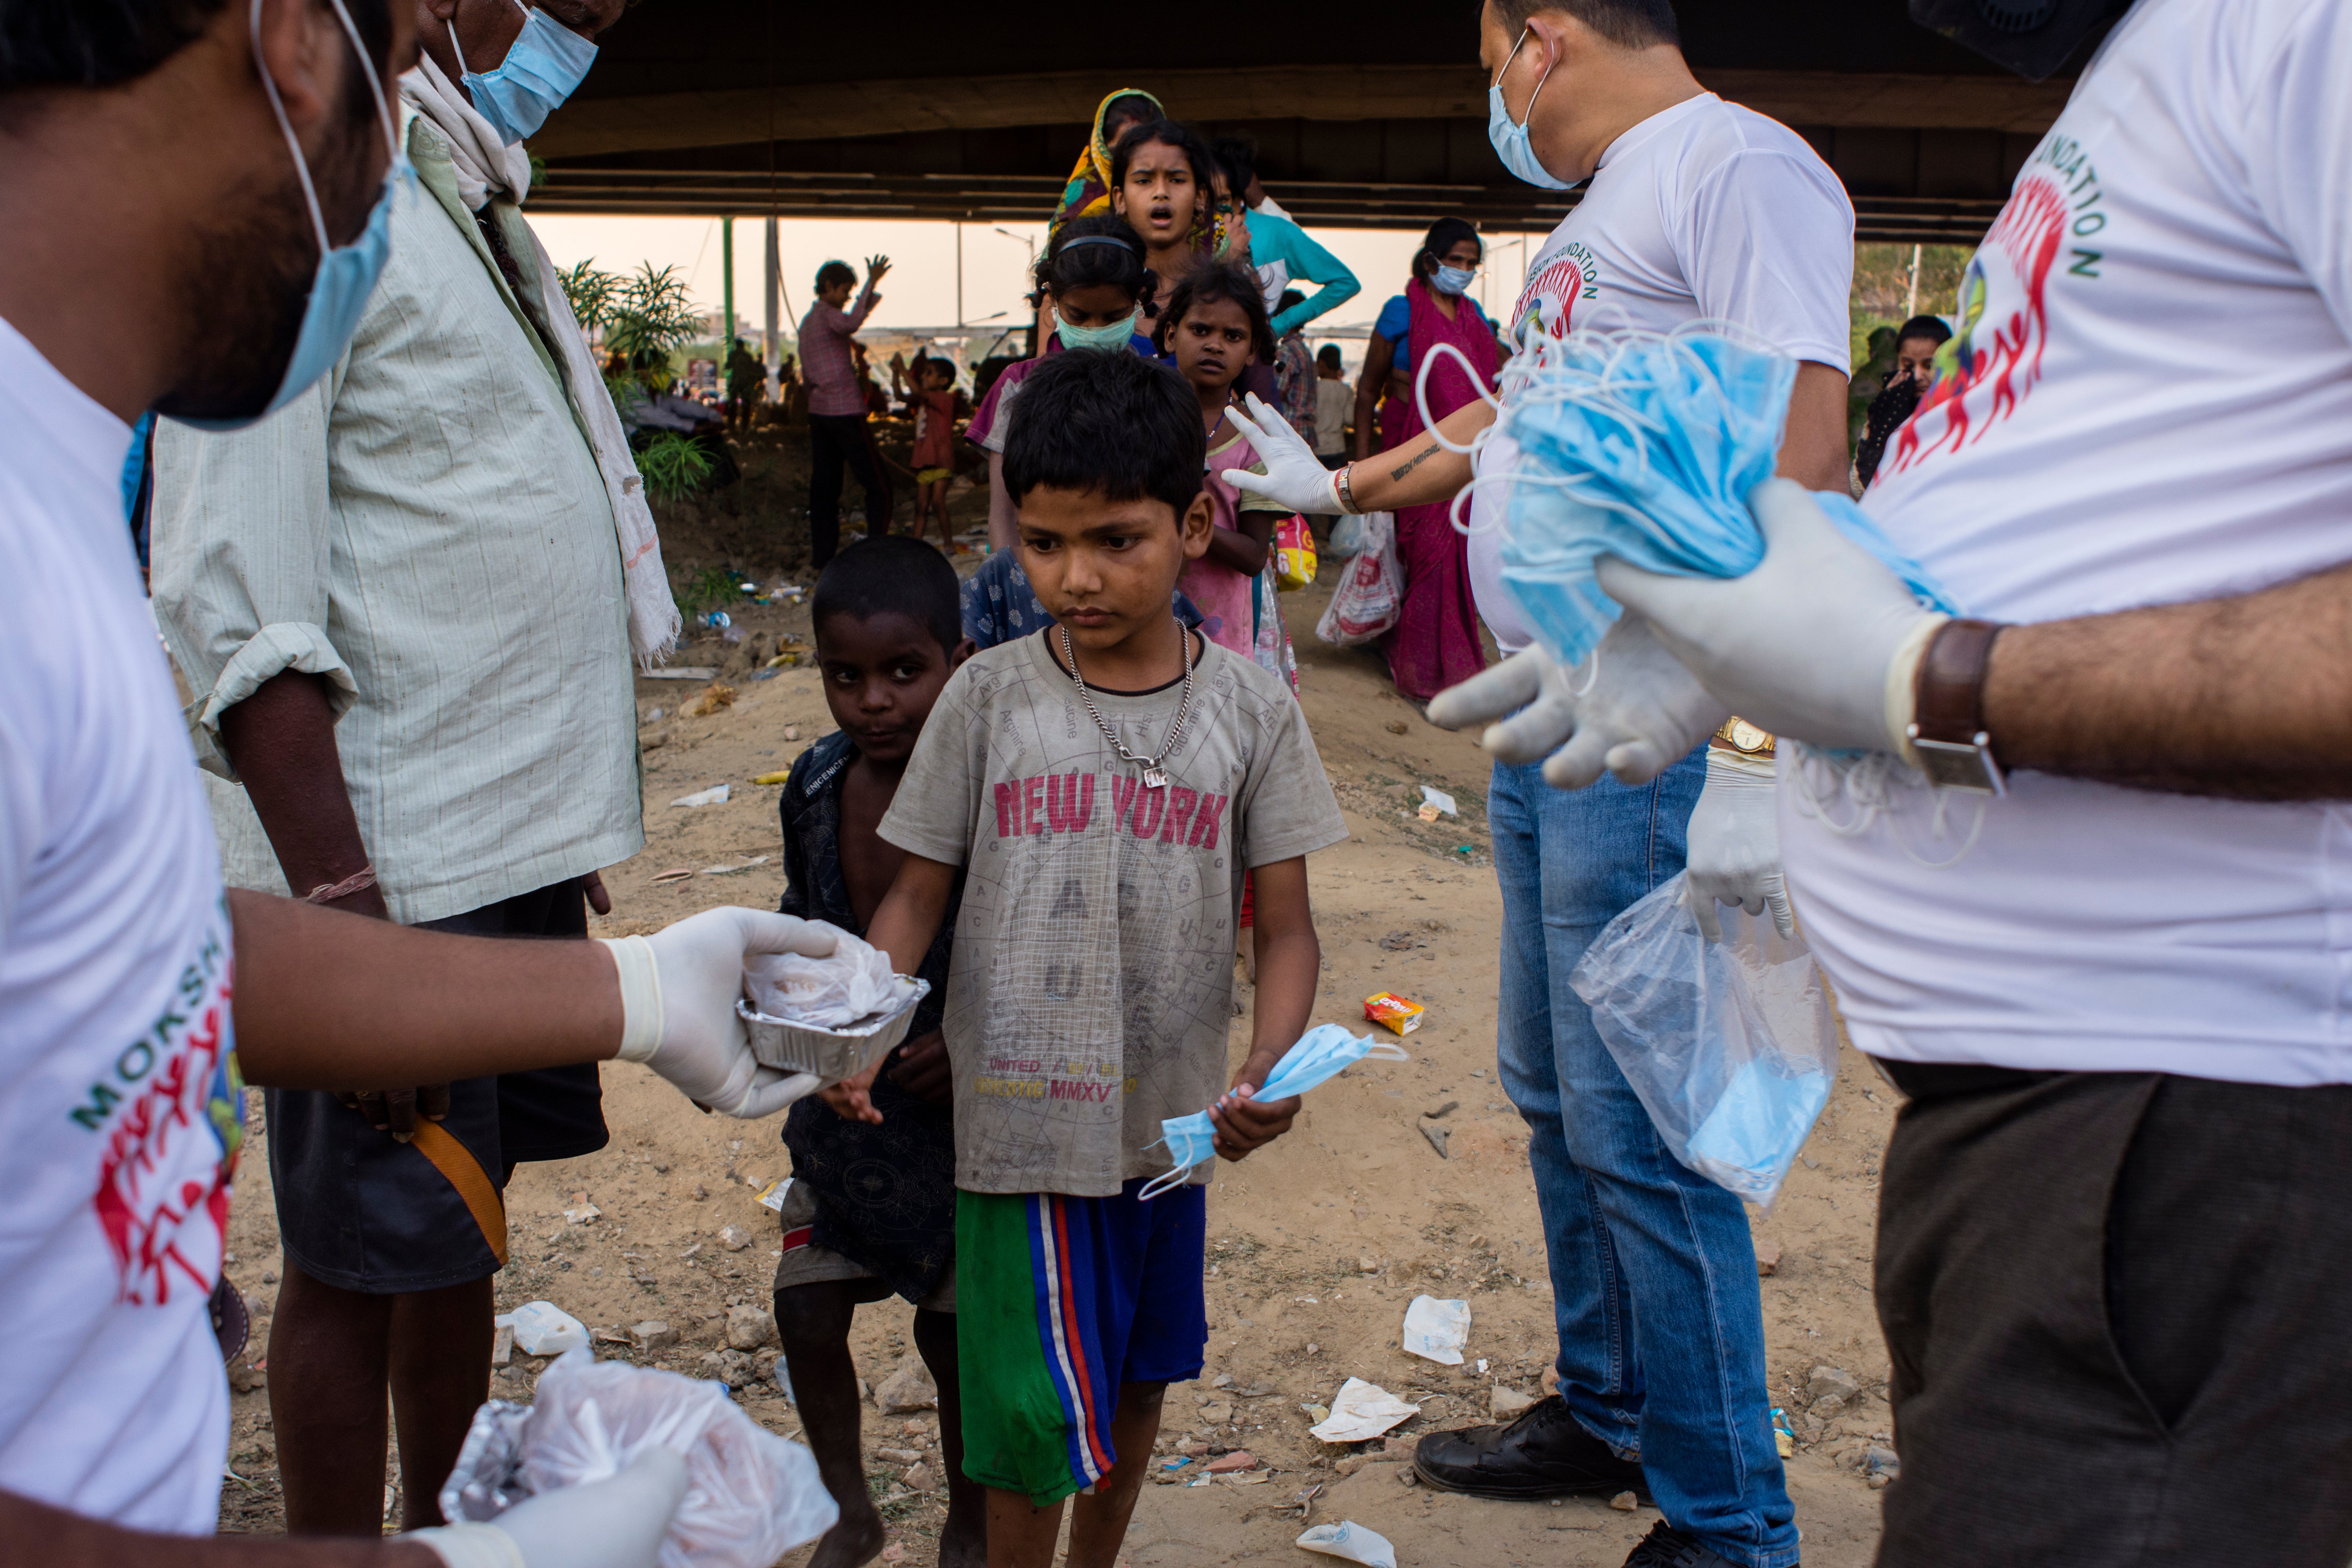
[
  {"x1": 1495, "y1": 328, "x2": 1958, "y2": 668},
  {"x1": 1140, "y1": 1025, "x2": 1409, "y2": 1199}
]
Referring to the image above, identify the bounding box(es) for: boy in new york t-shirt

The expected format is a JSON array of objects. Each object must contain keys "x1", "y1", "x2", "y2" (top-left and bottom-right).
[{"x1": 826, "y1": 348, "x2": 1347, "y2": 1567}]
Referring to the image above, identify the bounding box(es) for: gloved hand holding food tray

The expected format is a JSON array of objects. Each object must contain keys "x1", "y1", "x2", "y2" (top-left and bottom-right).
[{"x1": 735, "y1": 921, "x2": 931, "y2": 1086}]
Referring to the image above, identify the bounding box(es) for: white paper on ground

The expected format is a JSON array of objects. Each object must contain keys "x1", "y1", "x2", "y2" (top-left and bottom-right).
[
  {"x1": 1307, "y1": 1378, "x2": 1421, "y2": 1443},
  {"x1": 671, "y1": 784, "x2": 730, "y2": 807},
  {"x1": 1418, "y1": 784, "x2": 1457, "y2": 816},
  {"x1": 1297, "y1": 1521, "x2": 1399, "y2": 1568},
  {"x1": 505, "y1": 1300, "x2": 588, "y2": 1356},
  {"x1": 1401, "y1": 1294, "x2": 1470, "y2": 1365}
]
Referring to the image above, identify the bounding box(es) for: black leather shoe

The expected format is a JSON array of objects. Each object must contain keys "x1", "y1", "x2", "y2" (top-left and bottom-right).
[
  {"x1": 1621, "y1": 1521, "x2": 1750, "y2": 1568},
  {"x1": 1411, "y1": 1394, "x2": 1651, "y2": 1501}
]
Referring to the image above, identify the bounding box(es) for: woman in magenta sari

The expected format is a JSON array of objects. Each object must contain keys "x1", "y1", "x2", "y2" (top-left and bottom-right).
[{"x1": 1354, "y1": 219, "x2": 1501, "y2": 701}]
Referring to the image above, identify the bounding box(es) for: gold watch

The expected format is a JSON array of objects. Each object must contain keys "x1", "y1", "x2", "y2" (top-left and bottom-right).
[{"x1": 1711, "y1": 717, "x2": 1776, "y2": 759}]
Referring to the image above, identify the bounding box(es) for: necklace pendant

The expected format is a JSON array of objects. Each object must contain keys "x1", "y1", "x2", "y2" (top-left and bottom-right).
[{"x1": 1142, "y1": 765, "x2": 1169, "y2": 790}]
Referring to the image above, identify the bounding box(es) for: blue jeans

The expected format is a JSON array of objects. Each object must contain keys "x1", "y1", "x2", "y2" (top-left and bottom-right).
[{"x1": 1488, "y1": 752, "x2": 1798, "y2": 1568}]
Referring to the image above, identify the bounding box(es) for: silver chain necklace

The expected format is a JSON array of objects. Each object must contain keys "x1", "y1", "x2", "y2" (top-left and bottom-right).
[{"x1": 1060, "y1": 622, "x2": 1194, "y2": 790}]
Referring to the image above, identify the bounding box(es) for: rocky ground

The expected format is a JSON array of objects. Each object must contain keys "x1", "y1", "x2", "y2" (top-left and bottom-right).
[{"x1": 213, "y1": 548, "x2": 1899, "y2": 1566}]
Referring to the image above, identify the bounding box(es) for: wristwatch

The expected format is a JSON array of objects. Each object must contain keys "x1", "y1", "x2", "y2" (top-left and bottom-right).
[
  {"x1": 1906, "y1": 618, "x2": 2008, "y2": 795},
  {"x1": 1711, "y1": 717, "x2": 1776, "y2": 759}
]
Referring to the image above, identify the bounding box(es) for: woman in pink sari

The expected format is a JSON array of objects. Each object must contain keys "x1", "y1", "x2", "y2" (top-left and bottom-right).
[{"x1": 1353, "y1": 219, "x2": 1501, "y2": 701}]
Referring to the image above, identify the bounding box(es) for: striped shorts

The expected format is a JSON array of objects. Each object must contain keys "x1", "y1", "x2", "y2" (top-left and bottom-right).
[{"x1": 955, "y1": 1178, "x2": 1208, "y2": 1504}]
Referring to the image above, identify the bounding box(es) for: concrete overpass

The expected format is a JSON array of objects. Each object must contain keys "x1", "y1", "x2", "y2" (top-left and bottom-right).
[{"x1": 527, "y1": 2, "x2": 2083, "y2": 247}]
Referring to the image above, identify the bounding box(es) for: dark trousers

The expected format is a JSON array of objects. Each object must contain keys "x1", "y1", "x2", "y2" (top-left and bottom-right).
[
  {"x1": 1873, "y1": 1060, "x2": 2352, "y2": 1566},
  {"x1": 808, "y1": 412, "x2": 888, "y2": 568}
]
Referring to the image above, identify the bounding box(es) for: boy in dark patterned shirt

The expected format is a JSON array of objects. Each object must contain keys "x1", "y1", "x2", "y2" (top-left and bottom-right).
[{"x1": 772, "y1": 536, "x2": 980, "y2": 1568}]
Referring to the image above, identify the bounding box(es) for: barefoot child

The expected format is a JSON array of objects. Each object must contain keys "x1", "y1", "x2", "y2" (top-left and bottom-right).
[
  {"x1": 831, "y1": 350, "x2": 1348, "y2": 1568},
  {"x1": 908, "y1": 358, "x2": 960, "y2": 550},
  {"x1": 1154, "y1": 261, "x2": 1298, "y2": 688},
  {"x1": 771, "y1": 536, "x2": 984, "y2": 1568}
]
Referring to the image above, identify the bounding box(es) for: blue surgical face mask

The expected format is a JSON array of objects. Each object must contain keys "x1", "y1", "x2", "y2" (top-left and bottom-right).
[
  {"x1": 175, "y1": 0, "x2": 404, "y2": 432},
  {"x1": 1138, "y1": 1026, "x2": 1408, "y2": 1200},
  {"x1": 1056, "y1": 304, "x2": 1140, "y2": 353},
  {"x1": 1487, "y1": 27, "x2": 1575, "y2": 191},
  {"x1": 452, "y1": 0, "x2": 597, "y2": 145},
  {"x1": 1431, "y1": 264, "x2": 1477, "y2": 297}
]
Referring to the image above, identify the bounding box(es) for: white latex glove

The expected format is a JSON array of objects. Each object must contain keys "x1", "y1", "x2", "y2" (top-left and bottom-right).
[
  {"x1": 1427, "y1": 617, "x2": 1729, "y2": 788},
  {"x1": 408, "y1": 1446, "x2": 688, "y2": 1568},
  {"x1": 1686, "y1": 747, "x2": 1793, "y2": 941},
  {"x1": 600, "y1": 908, "x2": 833, "y2": 1118},
  {"x1": 1225, "y1": 394, "x2": 1345, "y2": 515},
  {"x1": 1593, "y1": 478, "x2": 1942, "y2": 753}
]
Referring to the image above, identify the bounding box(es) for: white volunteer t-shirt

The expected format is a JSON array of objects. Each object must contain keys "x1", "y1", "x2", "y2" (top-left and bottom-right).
[
  {"x1": 1467, "y1": 92, "x2": 1854, "y2": 652},
  {"x1": 0, "y1": 318, "x2": 239, "y2": 1530},
  {"x1": 1784, "y1": 0, "x2": 2352, "y2": 1086}
]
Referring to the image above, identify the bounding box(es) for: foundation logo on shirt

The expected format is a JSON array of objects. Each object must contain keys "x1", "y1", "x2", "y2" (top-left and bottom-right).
[
  {"x1": 1512, "y1": 240, "x2": 1601, "y2": 346},
  {"x1": 71, "y1": 907, "x2": 244, "y2": 1307},
  {"x1": 1880, "y1": 133, "x2": 2108, "y2": 480}
]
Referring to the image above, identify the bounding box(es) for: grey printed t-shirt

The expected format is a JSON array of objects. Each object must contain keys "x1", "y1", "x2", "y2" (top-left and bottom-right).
[{"x1": 878, "y1": 628, "x2": 1348, "y2": 1198}]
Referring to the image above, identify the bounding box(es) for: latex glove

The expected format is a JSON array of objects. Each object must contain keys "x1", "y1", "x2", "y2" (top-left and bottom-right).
[
  {"x1": 1686, "y1": 747, "x2": 1793, "y2": 941},
  {"x1": 601, "y1": 908, "x2": 835, "y2": 1118},
  {"x1": 408, "y1": 1446, "x2": 688, "y2": 1568},
  {"x1": 1427, "y1": 617, "x2": 1729, "y2": 788},
  {"x1": 1225, "y1": 394, "x2": 1346, "y2": 516},
  {"x1": 1593, "y1": 478, "x2": 1942, "y2": 753}
]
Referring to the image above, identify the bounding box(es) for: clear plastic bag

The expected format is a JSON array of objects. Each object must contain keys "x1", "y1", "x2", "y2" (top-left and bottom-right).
[
  {"x1": 1315, "y1": 512, "x2": 1400, "y2": 646},
  {"x1": 439, "y1": 1347, "x2": 837, "y2": 1568},
  {"x1": 1568, "y1": 873, "x2": 1837, "y2": 1207},
  {"x1": 742, "y1": 920, "x2": 896, "y2": 1028},
  {"x1": 1325, "y1": 514, "x2": 1367, "y2": 561}
]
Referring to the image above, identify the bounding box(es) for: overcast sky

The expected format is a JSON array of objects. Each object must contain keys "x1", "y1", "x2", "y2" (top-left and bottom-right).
[{"x1": 532, "y1": 213, "x2": 1546, "y2": 350}]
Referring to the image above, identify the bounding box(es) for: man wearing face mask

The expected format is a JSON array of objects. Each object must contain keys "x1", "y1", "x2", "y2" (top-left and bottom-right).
[
  {"x1": 1229, "y1": 5, "x2": 1849, "y2": 1566},
  {"x1": 1, "y1": 3, "x2": 840, "y2": 1563},
  {"x1": 148, "y1": 0, "x2": 681, "y2": 1539}
]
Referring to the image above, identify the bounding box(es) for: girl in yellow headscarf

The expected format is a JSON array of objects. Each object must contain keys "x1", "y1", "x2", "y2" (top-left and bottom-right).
[{"x1": 1050, "y1": 89, "x2": 1165, "y2": 236}]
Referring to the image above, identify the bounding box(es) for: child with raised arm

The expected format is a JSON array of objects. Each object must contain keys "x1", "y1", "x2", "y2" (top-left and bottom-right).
[
  {"x1": 829, "y1": 350, "x2": 1348, "y2": 1568},
  {"x1": 770, "y1": 537, "x2": 983, "y2": 1568}
]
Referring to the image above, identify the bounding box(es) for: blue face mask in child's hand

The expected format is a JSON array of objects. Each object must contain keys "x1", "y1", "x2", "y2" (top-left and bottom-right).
[{"x1": 1138, "y1": 1025, "x2": 1408, "y2": 1200}]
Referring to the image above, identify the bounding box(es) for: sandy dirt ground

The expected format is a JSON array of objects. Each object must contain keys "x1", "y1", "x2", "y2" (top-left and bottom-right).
[{"x1": 215, "y1": 568, "x2": 1898, "y2": 1567}]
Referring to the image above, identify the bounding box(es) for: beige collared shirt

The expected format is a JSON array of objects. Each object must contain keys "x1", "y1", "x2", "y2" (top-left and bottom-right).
[{"x1": 153, "y1": 118, "x2": 642, "y2": 924}]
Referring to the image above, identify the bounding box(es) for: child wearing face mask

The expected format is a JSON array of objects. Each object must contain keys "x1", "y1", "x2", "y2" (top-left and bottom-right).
[
  {"x1": 1154, "y1": 262, "x2": 1297, "y2": 690},
  {"x1": 967, "y1": 216, "x2": 1160, "y2": 550}
]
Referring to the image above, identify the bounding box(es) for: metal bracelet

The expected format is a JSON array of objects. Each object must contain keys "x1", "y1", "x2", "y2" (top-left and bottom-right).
[{"x1": 1335, "y1": 463, "x2": 1360, "y2": 514}]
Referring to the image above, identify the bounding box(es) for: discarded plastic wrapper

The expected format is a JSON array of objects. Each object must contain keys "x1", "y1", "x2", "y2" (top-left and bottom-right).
[
  {"x1": 1419, "y1": 785, "x2": 1457, "y2": 817},
  {"x1": 1309, "y1": 1379, "x2": 1421, "y2": 1444},
  {"x1": 671, "y1": 784, "x2": 730, "y2": 808},
  {"x1": 744, "y1": 923, "x2": 898, "y2": 1027},
  {"x1": 1401, "y1": 1295, "x2": 1471, "y2": 1366},
  {"x1": 1570, "y1": 872, "x2": 1837, "y2": 1207},
  {"x1": 440, "y1": 1347, "x2": 836, "y2": 1568},
  {"x1": 755, "y1": 1177, "x2": 791, "y2": 1213},
  {"x1": 503, "y1": 1301, "x2": 586, "y2": 1357},
  {"x1": 1297, "y1": 1521, "x2": 1398, "y2": 1568},
  {"x1": 752, "y1": 770, "x2": 789, "y2": 786},
  {"x1": 1140, "y1": 1025, "x2": 1407, "y2": 1199},
  {"x1": 1363, "y1": 993, "x2": 1424, "y2": 1035}
]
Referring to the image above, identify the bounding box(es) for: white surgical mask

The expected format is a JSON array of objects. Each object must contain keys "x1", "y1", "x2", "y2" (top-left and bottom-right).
[
  {"x1": 1487, "y1": 27, "x2": 1574, "y2": 191},
  {"x1": 1056, "y1": 305, "x2": 1140, "y2": 352},
  {"x1": 452, "y1": 0, "x2": 597, "y2": 145},
  {"x1": 1431, "y1": 264, "x2": 1477, "y2": 296}
]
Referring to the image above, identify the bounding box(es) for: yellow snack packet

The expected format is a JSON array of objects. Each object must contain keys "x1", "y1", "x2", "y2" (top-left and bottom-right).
[{"x1": 1364, "y1": 992, "x2": 1426, "y2": 1035}]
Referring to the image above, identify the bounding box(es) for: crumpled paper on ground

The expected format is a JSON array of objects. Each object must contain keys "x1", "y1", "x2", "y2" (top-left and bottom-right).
[
  {"x1": 1401, "y1": 1294, "x2": 1471, "y2": 1365},
  {"x1": 440, "y1": 1347, "x2": 835, "y2": 1568},
  {"x1": 742, "y1": 921, "x2": 896, "y2": 1028},
  {"x1": 1307, "y1": 1378, "x2": 1421, "y2": 1444},
  {"x1": 1298, "y1": 1521, "x2": 1398, "y2": 1568}
]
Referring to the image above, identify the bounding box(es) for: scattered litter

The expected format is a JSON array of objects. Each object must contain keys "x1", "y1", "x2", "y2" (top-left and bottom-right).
[
  {"x1": 491, "y1": 1321, "x2": 514, "y2": 1367},
  {"x1": 1455, "y1": 844, "x2": 1474, "y2": 856},
  {"x1": 1163, "y1": 1456, "x2": 1192, "y2": 1470},
  {"x1": 699, "y1": 857, "x2": 771, "y2": 876},
  {"x1": 681, "y1": 683, "x2": 739, "y2": 719},
  {"x1": 702, "y1": 611, "x2": 733, "y2": 630},
  {"x1": 642, "y1": 667, "x2": 721, "y2": 681},
  {"x1": 439, "y1": 1346, "x2": 837, "y2": 1568},
  {"x1": 752, "y1": 771, "x2": 790, "y2": 786},
  {"x1": 1227, "y1": 1472, "x2": 1271, "y2": 1486},
  {"x1": 1401, "y1": 1296, "x2": 1471, "y2": 1365},
  {"x1": 651, "y1": 867, "x2": 695, "y2": 884},
  {"x1": 1417, "y1": 802, "x2": 1443, "y2": 822},
  {"x1": 1308, "y1": 1379, "x2": 1419, "y2": 1444},
  {"x1": 1417, "y1": 784, "x2": 1457, "y2": 817},
  {"x1": 1771, "y1": 1408, "x2": 1795, "y2": 1459},
  {"x1": 1297, "y1": 1521, "x2": 1397, "y2": 1568},
  {"x1": 504, "y1": 1301, "x2": 587, "y2": 1357},
  {"x1": 671, "y1": 784, "x2": 731, "y2": 808},
  {"x1": 755, "y1": 1177, "x2": 791, "y2": 1213},
  {"x1": 1363, "y1": 992, "x2": 1424, "y2": 1035}
]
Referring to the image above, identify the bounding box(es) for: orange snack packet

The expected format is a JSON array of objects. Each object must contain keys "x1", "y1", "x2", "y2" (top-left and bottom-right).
[{"x1": 1364, "y1": 992, "x2": 1426, "y2": 1035}]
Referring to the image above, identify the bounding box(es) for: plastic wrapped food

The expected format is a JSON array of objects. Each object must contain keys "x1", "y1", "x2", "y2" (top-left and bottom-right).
[
  {"x1": 1568, "y1": 872, "x2": 1837, "y2": 1207},
  {"x1": 742, "y1": 921, "x2": 896, "y2": 1028},
  {"x1": 439, "y1": 1348, "x2": 837, "y2": 1568},
  {"x1": 1363, "y1": 992, "x2": 1425, "y2": 1035}
]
